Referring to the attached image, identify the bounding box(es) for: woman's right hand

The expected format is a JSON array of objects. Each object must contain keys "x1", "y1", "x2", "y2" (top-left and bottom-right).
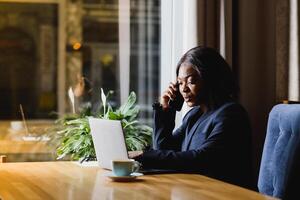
[{"x1": 160, "y1": 82, "x2": 178, "y2": 110}]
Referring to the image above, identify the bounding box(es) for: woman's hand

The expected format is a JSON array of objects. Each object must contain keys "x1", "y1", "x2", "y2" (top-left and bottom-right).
[
  {"x1": 128, "y1": 151, "x2": 143, "y2": 159},
  {"x1": 160, "y1": 82, "x2": 178, "y2": 110}
]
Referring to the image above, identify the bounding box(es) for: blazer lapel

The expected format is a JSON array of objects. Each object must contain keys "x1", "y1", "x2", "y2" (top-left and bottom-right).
[{"x1": 183, "y1": 111, "x2": 211, "y2": 151}]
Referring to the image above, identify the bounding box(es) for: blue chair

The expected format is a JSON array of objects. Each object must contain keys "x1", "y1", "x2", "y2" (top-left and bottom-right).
[{"x1": 258, "y1": 104, "x2": 300, "y2": 199}]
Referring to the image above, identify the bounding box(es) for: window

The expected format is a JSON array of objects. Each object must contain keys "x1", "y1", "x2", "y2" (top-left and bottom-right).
[
  {"x1": 0, "y1": 0, "x2": 160, "y2": 125},
  {"x1": 129, "y1": 0, "x2": 160, "y2": 124},
  {"x1": 0, "y1": 2, "x2": 59, "y2": 119},
  {"x1": 0, "y1": 0, "x2": 161, "y2": 162},
  {"x1": 77, "y1": 0, "x2": 161, "y2": 125}
]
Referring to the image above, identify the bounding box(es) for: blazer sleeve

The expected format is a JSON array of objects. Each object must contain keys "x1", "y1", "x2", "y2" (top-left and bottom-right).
[
  {"x1": 137, "y1": 104, "x2": 251, "y2": 174},
  {"x1": 152, "y1": 106, "x2": 186, "y2": 151}
]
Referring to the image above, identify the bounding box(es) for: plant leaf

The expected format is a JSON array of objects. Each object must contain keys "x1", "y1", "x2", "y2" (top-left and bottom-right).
[
  {"x1": 101, "y1": 88, "x2": 107, "y2": 115},
  {"x1": 118, "y1": 92, "x2": 136, "y2": 115}
]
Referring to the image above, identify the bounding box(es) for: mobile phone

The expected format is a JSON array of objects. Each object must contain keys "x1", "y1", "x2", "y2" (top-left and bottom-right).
[{"x1": 168, "y1": 83, "x2": 184, "y2": 111}]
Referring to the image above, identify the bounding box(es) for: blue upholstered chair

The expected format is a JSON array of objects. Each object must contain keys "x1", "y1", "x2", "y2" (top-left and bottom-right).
[{"x1": 258, "y1": 104, "x2": 300, "y2": 199}]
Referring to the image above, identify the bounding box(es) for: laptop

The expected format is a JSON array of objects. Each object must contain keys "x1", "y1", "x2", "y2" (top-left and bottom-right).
[
  {"x1": 89, "y1": 118, "x2": 128, "y2": 170},
  {"x1": 89, "y1": 118, "x2": 179, "y2": 174}
]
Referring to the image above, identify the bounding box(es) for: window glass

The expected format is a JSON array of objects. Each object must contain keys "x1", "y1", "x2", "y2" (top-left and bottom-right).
[
  {"x1": 82, "y1": 0, "x2": 160, "y2": 125},
  {"x1": 81, "y1": 1, "x2": 120, "y2": 110},
  {"x1": 0, "y1": 1, "x2": 160, "y2": 125},
  {"x1": 129, "y1": 0, "x2": 160, "y2": 125},
  {"x1": 0, "y1": 3, "x2": 58, "y2": 119},
  {"x1": 0, "y1": 0, "x2": 160, "y2": 162}
]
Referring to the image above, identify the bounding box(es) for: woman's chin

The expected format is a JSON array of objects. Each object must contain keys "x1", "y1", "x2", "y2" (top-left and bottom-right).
[
  {"x1": 186, "y1": 101, "x2": 196, "y2": 107},
  {"x1": 186, "y1": 100, "x2": 202, "y2": 107}
]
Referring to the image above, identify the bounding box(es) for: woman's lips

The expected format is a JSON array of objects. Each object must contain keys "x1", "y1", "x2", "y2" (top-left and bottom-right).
[{"x1": 184, "y1": 96, "x2": 191, "y2": 101}]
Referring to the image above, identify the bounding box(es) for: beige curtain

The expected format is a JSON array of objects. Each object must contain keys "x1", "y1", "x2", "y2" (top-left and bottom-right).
[
  {"x1": 197, "y1": 0, "x2": 300, "y2": 102},
  {"x1": 197, "y1": 0, "x2": 232, "y2": 66},
  {"x1": 276, "y1": 0, "x2": 300, "y2": 102}
]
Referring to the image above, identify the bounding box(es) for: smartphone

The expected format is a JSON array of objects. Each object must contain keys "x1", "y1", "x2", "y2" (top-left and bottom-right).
[{"x1": 168, "y1": 83, "x2": 184, "y2": 111}]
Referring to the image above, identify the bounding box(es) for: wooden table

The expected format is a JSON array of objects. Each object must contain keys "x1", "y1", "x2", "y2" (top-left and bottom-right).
[{"x1": 0, "y1": 162, "x2": 277, "y2": 200}]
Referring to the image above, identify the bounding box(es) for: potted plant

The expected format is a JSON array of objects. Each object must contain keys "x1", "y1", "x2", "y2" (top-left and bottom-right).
[{"x1": 52, "y1": 89, "x2": 153, "y2": 162}]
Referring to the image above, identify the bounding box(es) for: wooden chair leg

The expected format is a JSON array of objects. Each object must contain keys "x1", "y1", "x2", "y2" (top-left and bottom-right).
[{"x1": 0, "y1": 155, "x2": 7, "y2": 163}]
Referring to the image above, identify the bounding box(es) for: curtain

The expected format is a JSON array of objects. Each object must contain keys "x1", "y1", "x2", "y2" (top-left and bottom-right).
[
  {"x1": 197, "y1": 0, "x2": 232, "y2": 66},
  {"x1": 276, "y1": 0, "x2": 300, "y2": 102}
]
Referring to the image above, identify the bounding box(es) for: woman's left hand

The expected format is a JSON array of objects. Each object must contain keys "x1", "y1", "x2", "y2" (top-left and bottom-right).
[{"x1": 128, "y1": 151, "x2": 143, "y2": 159}]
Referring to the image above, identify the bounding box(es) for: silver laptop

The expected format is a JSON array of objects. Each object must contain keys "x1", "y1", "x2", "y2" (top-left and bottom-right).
[
  {"x1": 89, "y1": 118, "x2": 129, "y2": 170},
  {"x1": 89, "y1": 118, "x2": 178, "y2": 174}
]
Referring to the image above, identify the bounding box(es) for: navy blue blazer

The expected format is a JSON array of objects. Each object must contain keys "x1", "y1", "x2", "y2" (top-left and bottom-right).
[{"x1": 136, "y1": 101, "x2": 253, "y2": 188}]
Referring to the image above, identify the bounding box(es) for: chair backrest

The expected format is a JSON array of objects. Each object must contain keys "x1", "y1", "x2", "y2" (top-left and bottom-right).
[{"x1": 258, "y1": 104, "x2": 300, "y2": 199}]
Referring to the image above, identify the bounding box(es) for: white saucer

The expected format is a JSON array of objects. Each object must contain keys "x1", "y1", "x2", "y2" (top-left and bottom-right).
[{"x1": 105, "y1": 172, "x2": 143, "y2": 182}]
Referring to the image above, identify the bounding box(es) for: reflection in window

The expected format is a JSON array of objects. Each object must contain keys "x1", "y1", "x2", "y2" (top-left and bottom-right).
[
  {"x1": 0, "y1": 0, "x2": 160, "y2": 163},
  {"x1": 81, "y1": 2, "x2": 119, "y2": 110},
  {"x1": 130, "y1": 0, "x2": 160, "y2": 125},
  {"x1": 0, "y1": 3, "x2": 57, "y2": 119},
  {"x1": 0, "y1": 1, "x2": 160, "y2": 125},
  {"x1": 82, "y1": 0, "x2": 160, "y2": 125}
]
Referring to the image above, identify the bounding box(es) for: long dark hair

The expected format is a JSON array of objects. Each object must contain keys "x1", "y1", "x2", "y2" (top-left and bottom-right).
[{"x1": 176, "y1": 46, "x2": 239, "y2": 109}]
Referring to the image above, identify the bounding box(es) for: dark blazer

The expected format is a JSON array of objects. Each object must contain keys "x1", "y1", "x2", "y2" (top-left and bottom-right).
[{"x1": 136, "y1": 101, "x2": 253, "y2": 188}]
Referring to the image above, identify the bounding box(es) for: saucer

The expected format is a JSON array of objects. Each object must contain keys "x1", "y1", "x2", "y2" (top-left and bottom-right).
[{"x1": 106, "y1": 172, "x2": 143, "y2": 182}]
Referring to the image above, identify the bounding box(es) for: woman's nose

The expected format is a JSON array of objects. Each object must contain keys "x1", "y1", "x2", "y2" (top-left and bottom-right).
[{"x1": 182, "y1": 84, "x2": 189, "y2": 92}]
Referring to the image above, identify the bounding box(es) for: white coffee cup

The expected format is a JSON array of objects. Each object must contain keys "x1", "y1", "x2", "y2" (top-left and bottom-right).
[{"x1": 10, "y1": 121, "x2": 24, "y2": 131}]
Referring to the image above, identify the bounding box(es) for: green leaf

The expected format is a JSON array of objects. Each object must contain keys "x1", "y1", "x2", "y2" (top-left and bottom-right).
[{"x1": 118, "y1": 92, "x2": 136, "y2": 115}]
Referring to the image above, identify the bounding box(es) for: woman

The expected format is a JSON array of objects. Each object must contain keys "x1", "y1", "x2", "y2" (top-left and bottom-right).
[{"x1": 130, "y1": 46, "x2": 253, "y2": 188}]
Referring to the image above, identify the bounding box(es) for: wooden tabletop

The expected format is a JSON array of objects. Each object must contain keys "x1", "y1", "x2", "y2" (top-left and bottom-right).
[{"x1": 0, "y1": 162, "x2": 277, "y2": 200}]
